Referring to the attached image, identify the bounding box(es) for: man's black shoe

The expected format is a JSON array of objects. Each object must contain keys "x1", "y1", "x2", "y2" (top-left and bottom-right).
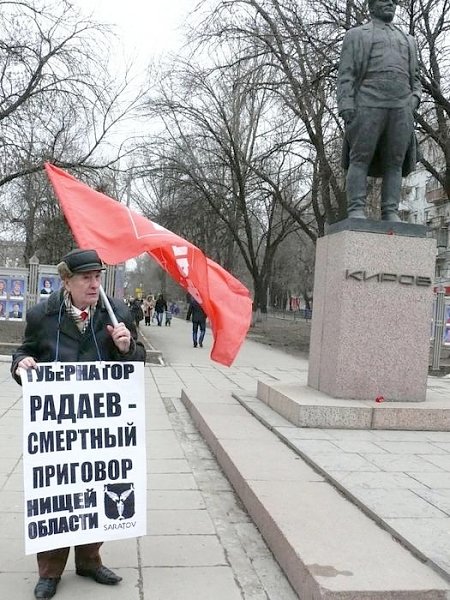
[
  {"x1": 199, "y1": 342, "x2": 203, "y2": 347},
  {"x1": 76, "y1": 565, "x2": 122, "y2": 585},
  {"x1": 34, "y1": 577, "x2": 60, "y2": 599}
]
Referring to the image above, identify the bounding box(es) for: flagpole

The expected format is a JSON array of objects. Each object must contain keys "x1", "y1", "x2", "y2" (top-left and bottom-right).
[{"x1": 99, "y1": 285, "x2": 119, "y2": 327}]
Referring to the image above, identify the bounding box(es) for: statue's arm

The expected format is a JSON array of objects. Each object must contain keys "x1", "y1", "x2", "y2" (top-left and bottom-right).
[{"x1": 337, "y1": 29, "x2": 358, "y2": 115}]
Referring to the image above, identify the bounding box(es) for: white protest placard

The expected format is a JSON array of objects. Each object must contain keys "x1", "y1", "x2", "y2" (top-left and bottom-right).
[{"x1": 21, "y1": 361, "x2": 146, "y2": 554}]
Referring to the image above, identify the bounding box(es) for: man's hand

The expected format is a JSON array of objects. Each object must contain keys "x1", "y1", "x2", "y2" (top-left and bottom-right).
[
  {"x1": 341, "y1": 109, "x2": 356, "y2": 126},
  {"x1": 107, "y1": 322, "x2": 132, "y2": 354},
  {"x1": 411, "y1": 96, "x2": 420, "y2": 111},
  {"x1": 16, "y1": 356, "x2": 37, "y2": 376}
]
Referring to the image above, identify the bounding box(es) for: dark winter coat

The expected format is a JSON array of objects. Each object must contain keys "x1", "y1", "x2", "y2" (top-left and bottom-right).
[
  {"x1": 186, "y1": 299, "x2": 206, "y2": 323},
  {"x1": 154, "y1": 297, "x2": 167, "y2": 314},
  {"x1": 337, "y1": 21, "x2": 421, "y2": 177},
  {"x1": 11, "y1": 289, "x2": 145, "y2": 384},
  {"x1": 130, "y1": 300, "x2": 144, "y2": 323}
]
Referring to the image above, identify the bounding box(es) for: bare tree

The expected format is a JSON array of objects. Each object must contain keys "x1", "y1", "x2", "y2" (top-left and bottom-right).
[
  {"x1": 139, "y1": 54, "x2": 304, "y2": 312},
  {"x1": 0, "y1": 0, "x2": 147, "y2": 261},
  {"x1": 398, "y1": 0, "x2": 450, "y2": 198},
  {"x1": 269, "y1": 230, "x2": 315, "y2": 309},
  {"x1": 0, "y1": 0, "x2": 144, "y2": 184},
  {"x1": 133, "y1": 159, "x2": 234, "y2": 267},
  {"x1": 198, "y1": 0, "x2": 350, "y2": 224}
]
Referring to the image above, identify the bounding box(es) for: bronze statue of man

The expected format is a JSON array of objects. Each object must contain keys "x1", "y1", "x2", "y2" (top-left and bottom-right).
[{"x1": 337, "y1": 0, "x2": 421, "y2": 221}]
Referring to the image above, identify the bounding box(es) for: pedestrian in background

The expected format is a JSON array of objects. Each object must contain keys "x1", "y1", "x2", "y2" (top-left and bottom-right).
[
  {"x1": 143, "y1": 294, "x2": 154, "y2": 326},
  {"x1": 11, "y1": 248, "x2": 146, "y2": 600},
  {"x1": 154, "y1": 294, "x2": 167, "y2": 327},
  {"x1": 169, "y1": 301, "x2": 179, "y2": 316},
  {"x1": 186, "y1": 296, "x2": 207, "y2": 348},
  {"x1": 129, "y1": 297, "x2": 144, "y2": 328}
]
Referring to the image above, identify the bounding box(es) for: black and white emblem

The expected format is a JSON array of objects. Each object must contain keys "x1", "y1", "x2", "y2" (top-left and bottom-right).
[{"x1": 104, "y1": 483, "x2": 135, "y2": 520}]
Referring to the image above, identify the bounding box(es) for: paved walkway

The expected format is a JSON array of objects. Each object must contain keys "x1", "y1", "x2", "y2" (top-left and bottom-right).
[
  {"x1": 2, "y1": 315, "x2": 450, "y2": 597},
  {"x1": 0, "y1": 319, "x2": 302, "y2": 600},
  {"x1": 141, "y1": 318, "x2": 450, "y2": 585}
]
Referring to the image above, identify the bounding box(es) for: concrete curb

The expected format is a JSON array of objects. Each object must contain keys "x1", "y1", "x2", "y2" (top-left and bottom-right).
[
  {"x1": 234, "y1": 391, "x2": 450, "y2": 584},
  {"x1": 181, "y1": 388, "x2": 450, "y2": 599}
]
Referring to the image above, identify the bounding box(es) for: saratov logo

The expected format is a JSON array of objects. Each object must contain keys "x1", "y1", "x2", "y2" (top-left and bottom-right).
[{"x1": 104, "y1": 483, "x2": 135, "y2": 520}]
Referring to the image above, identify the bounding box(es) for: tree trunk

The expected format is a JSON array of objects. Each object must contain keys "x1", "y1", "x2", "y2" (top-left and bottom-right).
[{"x1": 253, "y1": 275, "x2": 268, "y2": 315}]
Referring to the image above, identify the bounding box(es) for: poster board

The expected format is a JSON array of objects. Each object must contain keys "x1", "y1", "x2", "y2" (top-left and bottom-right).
[
  {"x1": 21, "y1": 361, "x2": 146, "y2": 554},
  {"x1": 0, "y1": 274, "x2": 27, "y2": 319},
  {"x1": 39, "y1": 274, "x2": 60, "y2": 297}
]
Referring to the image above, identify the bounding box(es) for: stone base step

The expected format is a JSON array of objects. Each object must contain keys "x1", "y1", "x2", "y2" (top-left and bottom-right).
[
  {"x1": 257, "y1": 379, "x2": 450, "y2": 431},
  {"x1": 181, "y1": 387, "x2": 449, "y2": 599},
  {"x1": 235, "y1": 390, "x2": 450, "y2": 584}
]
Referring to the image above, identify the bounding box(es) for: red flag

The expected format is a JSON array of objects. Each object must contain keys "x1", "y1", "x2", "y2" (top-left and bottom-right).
[{"x1": 45, "y1": 163, "x2": 252, "y2": 367}]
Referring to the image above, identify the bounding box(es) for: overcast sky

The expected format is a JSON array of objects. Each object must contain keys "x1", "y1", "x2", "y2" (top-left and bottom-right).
[{"x1": 73, "y1": 0, "x2": 200, "y2": 67}]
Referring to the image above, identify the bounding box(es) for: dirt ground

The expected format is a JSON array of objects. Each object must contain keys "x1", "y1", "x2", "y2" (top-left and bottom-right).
[
  {"x1": 246, "y1": 315, "x2": 311, "y2": 358},
  {"x1": 249, "y1": 315, "x2": 450, "y2": 377}
]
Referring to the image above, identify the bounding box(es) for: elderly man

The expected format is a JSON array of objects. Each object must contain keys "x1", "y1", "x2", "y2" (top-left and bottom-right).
[
  {"x1": 337, "y1": 0, "x2": 421, "y2": 221},
  {"x1": 11, "y1": 248, "x2": 146, "y2": 599}
]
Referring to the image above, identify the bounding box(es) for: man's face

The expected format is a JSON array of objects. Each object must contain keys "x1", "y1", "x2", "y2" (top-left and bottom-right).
[
  {"x1": 64, "y1": 270, "x2": 101, "y2": 309},
  {"x1": 13, "y1": 281, "x2": 21, "y2": 293},
  {"x1": 370, "y1": 0, "x2": 397, "y2": 22},
  {"x1": 0, "y1": 281, "x2": 5, "y2": 293}
]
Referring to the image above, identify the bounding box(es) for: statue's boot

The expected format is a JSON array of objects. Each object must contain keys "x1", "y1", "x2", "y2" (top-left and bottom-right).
[
  {"x1": 382, "y1": 211, "x2": 401, "y2": 222},
  {"x1": 346, "y1": 162, "x2": 367, "y2": 219},
  {"x1": 347, "y1": 202, "x2": 366, "y2": 219},
  {"x1": 381, "y1": 167, "x2": 402, "y2": 222}
]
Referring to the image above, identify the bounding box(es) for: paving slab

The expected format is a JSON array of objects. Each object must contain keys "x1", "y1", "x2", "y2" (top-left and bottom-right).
[
  {"x1": 147, "y1": 509, "x2": 216, "y2": 535},
  {"x1": 415, "y1": 488, "x2": 450, "y2": 514},
  {"x1": 100, "y1": 538, "x2": 139, "y2": 567},
  {"x1": 57, "y1": 569, "x2": 140, "y2": 599},
  {"x1": 141, "y1": 566, "x2": 244, "y2": 600},
  {"x1": 7, "y1": 311, "x2": 450, "y2": 600},
  {"x1": 0, "y1": 352, "x2": 302, "y2": 600},
  {"x1": 0, "y1": 569, "x2": 140, "y2": 600},
  {"x1": 140, "y1": 534, "x2": 227, "y2": 567},
  {"x1": 385, "y1": 518, "x2": 450, "y2": 579},
  {"x1": 147, "y1": 458, "x2": 192, "y2": 473},
  {"x1": 236, "y1": 391, "x2": 450, "y2": 585},
  {"x1": 148, "y1": 472, "x2": 198, "y2": 490},
  {"x1": 149, "y1": 489, "x2": 206, "y2": 510},
  {"x1": 182, "y1": 388, "x2": 450, "y2": 598}
]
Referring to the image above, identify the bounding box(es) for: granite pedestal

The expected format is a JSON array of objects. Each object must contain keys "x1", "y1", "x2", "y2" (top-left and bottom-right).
[{"x1": 307, "y1": 219, "x2": 435, "y2": 402}]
